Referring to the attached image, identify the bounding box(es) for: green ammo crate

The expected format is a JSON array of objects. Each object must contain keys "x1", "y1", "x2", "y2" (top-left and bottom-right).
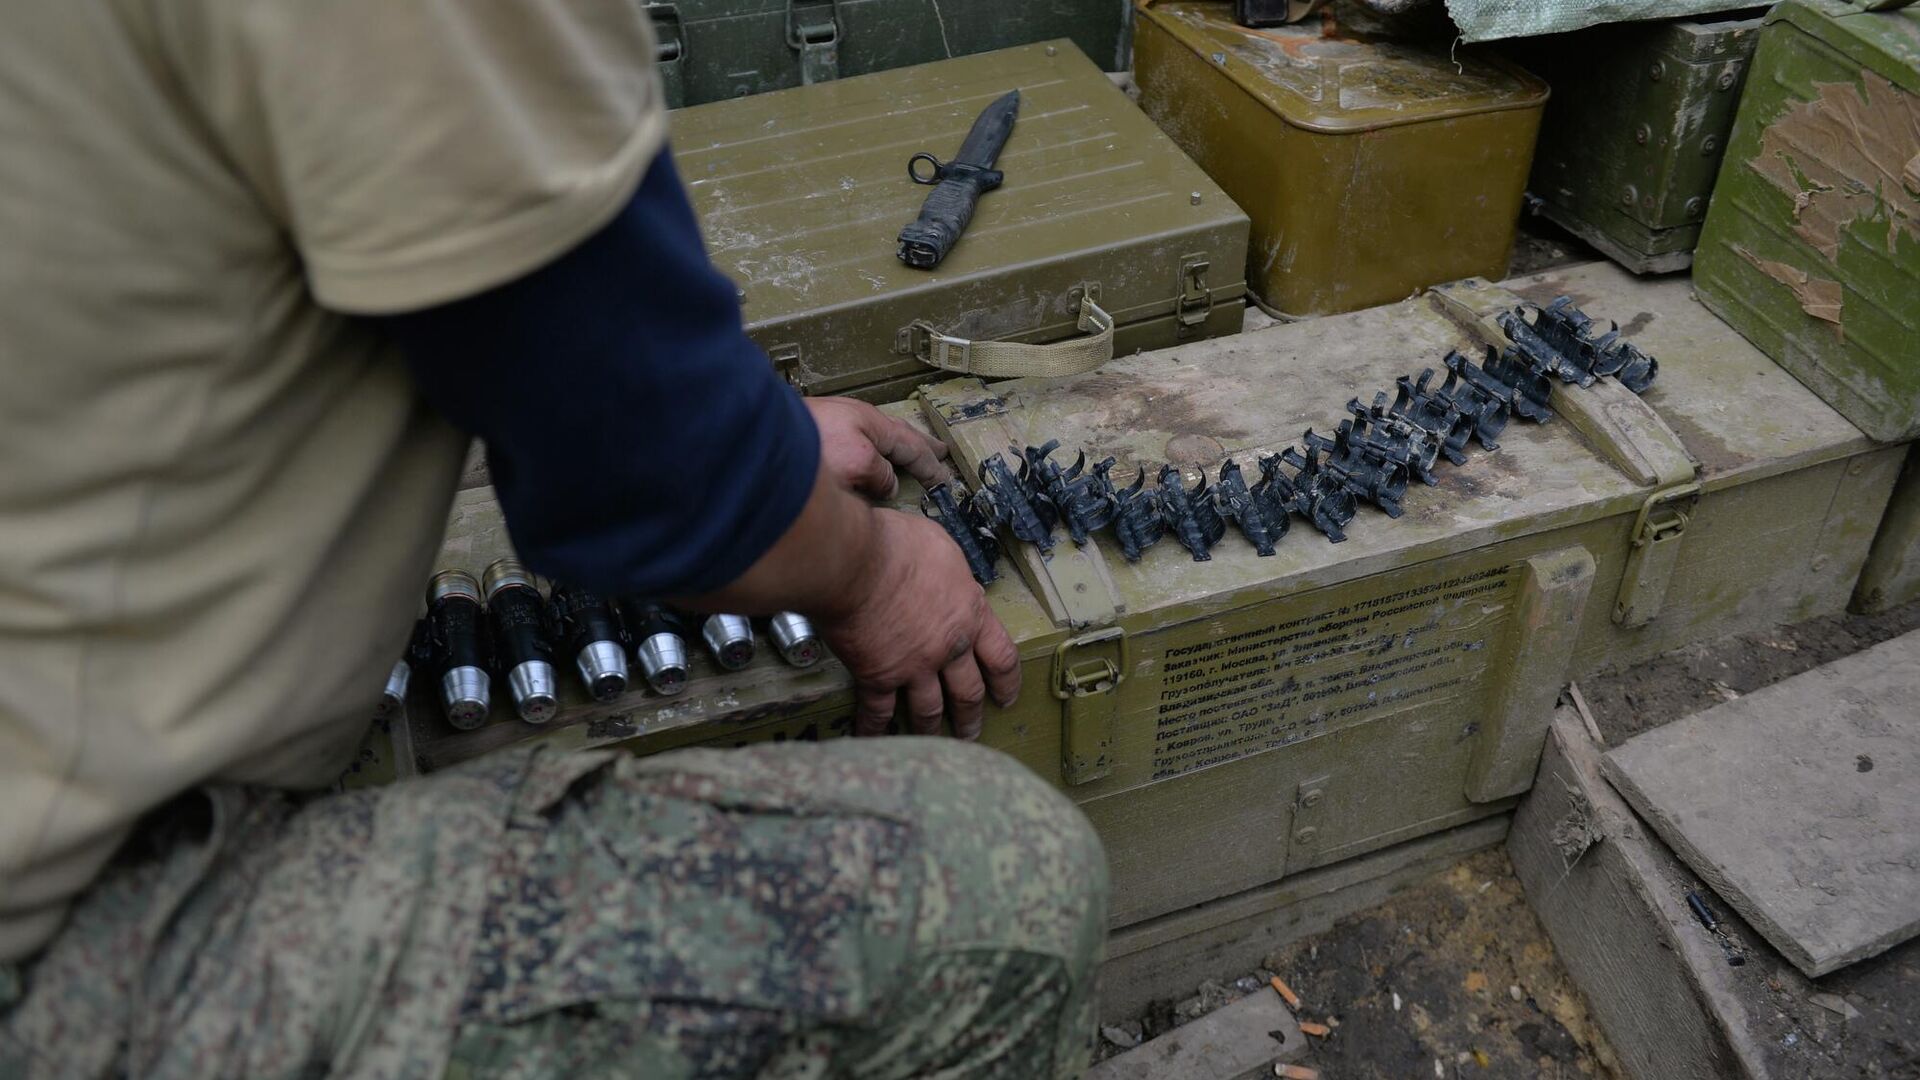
[
  {"x1": 345, "y1": 262, "x2": 1899, "y2": 934},
  {"x1": 1692, "y1": 0, "x2": 1920, "y2": 442},
  {"x1": 1515, "y1": 10, "x2": 1766, "y2": 274},
  {"x1": 671, "y1": 41, "x2": 1250, "y2": 404},
  {"x1": 1132, "y1": 0, "x2": 1548, "y2": 318},
  {"x1": 644, "y1": 0, "x2": 1133, "y2": 109}
]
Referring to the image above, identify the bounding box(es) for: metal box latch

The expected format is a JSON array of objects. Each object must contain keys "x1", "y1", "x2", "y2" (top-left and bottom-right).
[
  {"x1": 786, "y1": 1, "x2": 841, "y2": 85},
  {"x1": 1177, "y1": 254, "x2": 1213, "y2": 331},
  {"x1": 1613, "y1": 482, "x2": 1700, "y2": 628},
  {"x1": 645, "y1": 3, "x2": 687, "y2": 106},
  {"x1": 1054, "y1": 627, "x2": 1128, "y2": 786},
  {"x1": 767, "y1": 342, "x2": 808, "y2": 392}
]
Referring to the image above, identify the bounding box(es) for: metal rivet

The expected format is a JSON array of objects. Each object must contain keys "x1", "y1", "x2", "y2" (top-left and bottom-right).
[
  {"x1": 1685, "y1": 196, "x2": 1705, "y2": 218},
  {"x1": 1648, "y1": 61, "x2": 1665, "y2": 81},
  {"x1": 1701, "y1": 134, "x2": 1720, "y2": 155},
  {"x1": 1294, "y1": 826, "x2": 1319, "y2": 846},
  {"x1": 1045, "y1": 44, "x2": 1057, "y2": 56},
  {"x1": 1848, "y1": 460, "x2": 1866, "y2": 477},
  {"x1": 1717, "y1": 70, "x2": 1736, "y2": 91},
  {"x1": 1190, "y1": 191, "x2": 1203, "y2": 205},
  {"x1": 1811, "y1": 554, "x2": 1831, "y2": 572},
  {"x1": 1634, "y1": 124, "x2": 1650, "y2": 145},
  {"x1": 1301, "y1": 791, "x2": 1324, "y2": 809},
  {"x1": 1621, "y1": 185, "x2": 1639, "y2": 207}
]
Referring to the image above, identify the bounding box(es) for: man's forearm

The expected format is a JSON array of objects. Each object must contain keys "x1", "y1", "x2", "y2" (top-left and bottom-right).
[{"x1": 677, "y1": 465, "x2": 881, "y2": 621}]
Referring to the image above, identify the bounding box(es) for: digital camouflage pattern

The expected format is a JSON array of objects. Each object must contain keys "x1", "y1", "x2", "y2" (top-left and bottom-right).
[{"x1": 0, "y1": 738, "x2": 1107, "y2": 1079}]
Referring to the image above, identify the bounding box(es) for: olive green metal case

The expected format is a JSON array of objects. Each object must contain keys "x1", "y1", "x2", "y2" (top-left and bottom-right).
[
  {"x1": 1515, "y1": 10, "x2": 1766, "y2": 274},
  {"x1": 1692, "y1": 0, "x2": 1920, "y2": 442},
  {"x1": 645, "y1": 0, "x2": 1132, "y2": 108},
  {"x1": 345, "y1": 262, "x2": 1899, "y2": 934},
  {"x1": 1131, "y1": 0, "x2": 1548, "y2": 318},
  {"x1": 670, "y1": 41, "x2": 1250, "y2": 403}
]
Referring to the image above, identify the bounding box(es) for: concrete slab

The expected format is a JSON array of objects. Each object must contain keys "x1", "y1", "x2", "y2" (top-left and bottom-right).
[
  {"x1": 1601, "y1": 630, "x2": 1920, "y2": 978},
  {"x1": 1085, "y1": 988, "x2": 1304, "y2": 1080}
]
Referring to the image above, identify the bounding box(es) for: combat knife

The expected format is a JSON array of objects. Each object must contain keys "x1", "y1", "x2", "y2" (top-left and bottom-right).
[{"x1": 896, "y1": 89, "x2": 1020, "y2": 270}]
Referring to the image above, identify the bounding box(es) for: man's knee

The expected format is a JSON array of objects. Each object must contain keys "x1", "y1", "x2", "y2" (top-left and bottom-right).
[{"x1": 871, "y1": 739, "x2": 1108, "y2": 973}]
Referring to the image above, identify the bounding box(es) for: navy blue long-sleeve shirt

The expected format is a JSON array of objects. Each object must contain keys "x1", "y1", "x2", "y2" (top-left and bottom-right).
[{"x1": 379, "y1": 150, "x2": 821, "y2": 599}]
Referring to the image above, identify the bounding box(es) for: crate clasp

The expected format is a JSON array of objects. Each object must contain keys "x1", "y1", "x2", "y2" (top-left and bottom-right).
[
  {"x1": 1613, "y1": 482, "x2": 1700, "y2": 628},
  {"x1": 1053, "y1": 626, "x2": 1128, "y2": 786}
]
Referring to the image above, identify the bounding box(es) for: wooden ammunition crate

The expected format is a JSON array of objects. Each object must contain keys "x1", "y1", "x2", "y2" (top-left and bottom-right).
[
  {"x1": 346, "y1": 262, "x2": 1899, "y2": 933},
  {"x1": 1692, "y1": 0, "x2": 1920, "y2": 442},
  {"x1": 1855, "y1": 443, "x2": 1920, "y2": 613}
]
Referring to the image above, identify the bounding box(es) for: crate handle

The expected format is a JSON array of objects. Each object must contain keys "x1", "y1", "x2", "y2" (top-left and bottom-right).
[{"x1": 908, "y1": 295, "x2": 1115, "y2": 379}]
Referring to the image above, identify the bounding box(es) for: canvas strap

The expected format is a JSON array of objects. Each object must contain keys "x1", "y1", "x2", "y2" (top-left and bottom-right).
[{"x1": 912, "y1": 298, "x2": 1115, "y2": 379}]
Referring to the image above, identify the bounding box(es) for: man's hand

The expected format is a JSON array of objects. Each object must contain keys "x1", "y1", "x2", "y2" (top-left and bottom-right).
[
  {"x1": 813, "y1": 510, "x2": 1020, "y2": 739},
  {"x1": 806, "y1": 397, "x2": 951, "y2": 500}
]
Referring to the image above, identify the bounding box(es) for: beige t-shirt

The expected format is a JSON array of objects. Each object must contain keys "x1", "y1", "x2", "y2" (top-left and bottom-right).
[{"x1": 0, "y1": 0, "x2": 667, "y2": 961}]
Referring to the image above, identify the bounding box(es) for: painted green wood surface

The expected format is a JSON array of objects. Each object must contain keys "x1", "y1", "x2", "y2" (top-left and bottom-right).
[{"x1": 1693, "y1": 0, "x2": 1920, "y2": 441}]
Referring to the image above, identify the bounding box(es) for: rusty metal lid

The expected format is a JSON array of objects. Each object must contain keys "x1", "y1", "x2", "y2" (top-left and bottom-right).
[{"x1": 1138, "y1": 0, "x2": 1549, "y2": 133}]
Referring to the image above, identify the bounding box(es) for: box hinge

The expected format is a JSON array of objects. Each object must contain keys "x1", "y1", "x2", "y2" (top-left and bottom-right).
[
  {"x1": 1054, "y1": 627, "x2": 1129, "y2": 786},
  {"x1": 645, "y1": 3, "x2": 687, "y2": 108},
  {"x1": 1177, "y1": 254, "x2": 1213, "y2": 332},
  {"x1": 1613, "y1": 483, "x2": 1700, "y2": 628},
  {"x1": 786, "y1": 0, "x2": 841, "y2": 85}
]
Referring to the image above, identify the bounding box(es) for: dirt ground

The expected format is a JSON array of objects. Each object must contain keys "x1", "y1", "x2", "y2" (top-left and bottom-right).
[
  {"x1": 1578, "y1": 598, "x2": 1920, "y2": 748},
  {"x1": 1097, "y1": 849, "x2": 1619, "y2": 1078}
]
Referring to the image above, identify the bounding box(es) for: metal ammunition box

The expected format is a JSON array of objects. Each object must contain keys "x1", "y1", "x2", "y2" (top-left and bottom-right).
[
  {"x1": 1131, "y1": 0, "x2": 1548, "y2": 318},
  {"x1": 1855, "y1": 444, "x2": 1920, "y2": 613},
  {"x1": 1692, "y1": 0, "x2": 1920, "y2": 442},
  {"x1": 671, "y1": 41, "x2": 1250, "y2": 403},
  {"x1": 1514, "y1": 10, "x2": 1766, "y2": 274},
  {"x1": 349, "y1": 262, "x2": 1899, "y2": 933},
  {"x1": 645, "y1": 0, "x2": 1133, "y2": 109}
]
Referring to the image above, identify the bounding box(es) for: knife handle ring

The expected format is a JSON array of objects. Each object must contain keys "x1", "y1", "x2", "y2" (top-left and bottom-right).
[{"x1": 908, "y1": 152, "x2": 947, "y2": 185}]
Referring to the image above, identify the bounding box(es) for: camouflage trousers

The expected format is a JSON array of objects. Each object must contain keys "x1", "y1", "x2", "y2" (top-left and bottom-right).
[{"x1": 0, "y1": 738, "x2": 1108, "y2": 1079}]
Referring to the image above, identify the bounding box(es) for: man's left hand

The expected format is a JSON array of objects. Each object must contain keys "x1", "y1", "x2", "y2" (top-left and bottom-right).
[{"x1": 806, "y1": 397, "x2": 953, "y2": 500}]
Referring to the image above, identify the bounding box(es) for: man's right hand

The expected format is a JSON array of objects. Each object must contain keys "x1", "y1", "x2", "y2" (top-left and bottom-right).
[{"x1": 813, "y1": 510, "x2": 1021, "y2": 740}]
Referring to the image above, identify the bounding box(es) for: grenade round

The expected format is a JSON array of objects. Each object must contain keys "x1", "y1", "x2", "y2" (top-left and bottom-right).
[
  {"x1": 619, "y1": 600, "x2": 690, "y2": 696},
  {"x1": 377, "y1": 615, "x2": 437, "y2": 718},
  {"x1": 425, "y1": 570, "x2": 491, "y2": 729},
  {"x1": 767, "y1": 611, "x2": 823, "y2": 667},
  {"x1": 482, "y1": 559, "x2": 559, "y2": 724},
  {"x1": 549, "y1": 583, "x2": 630, "y2": 702},
  {"x1": 700, "y1": 613, "x2": 756, "y2": 671},
  {"x1": 376, "y1": 658, "x2": 410, "y2": 718}
]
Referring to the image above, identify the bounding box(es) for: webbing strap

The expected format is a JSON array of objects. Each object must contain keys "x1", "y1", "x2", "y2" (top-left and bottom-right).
[{"x1": 914, "y1": 298, "x2": 1115, "y2": 379}]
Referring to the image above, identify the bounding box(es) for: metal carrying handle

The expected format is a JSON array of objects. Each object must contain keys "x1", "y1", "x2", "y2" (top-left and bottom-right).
[{"x1": 910, "y1": 296, "x2": 1116, "y2": 379}]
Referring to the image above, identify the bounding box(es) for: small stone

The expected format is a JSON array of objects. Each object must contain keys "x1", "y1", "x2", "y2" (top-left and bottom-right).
[
  {"x1": 1509, "y1": 985, "x2": 1524, "y2": 1002},
  {"x1": 1392, "y1": 991, "x2": 1403, "y2": 1012},
  {"x1": 1101, "y1": 1023, "x2": 1142, "y2": 1049},
  {"x1": 1236, "y1": 975, "x2": 1267, "y2": 995}
]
